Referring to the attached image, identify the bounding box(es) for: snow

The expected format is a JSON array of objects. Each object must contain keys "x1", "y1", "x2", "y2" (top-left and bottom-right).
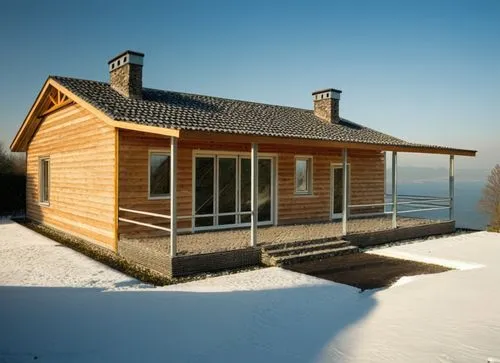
[
  {"x1": 367, "y1": 246, "x2": 486, "y2": 270},
  {"x1": 0, "y1": 220, "x2": 143, "y2": 289},
  {"x1": 1, "y1": 220, "x2": 500, "y2": 362}
]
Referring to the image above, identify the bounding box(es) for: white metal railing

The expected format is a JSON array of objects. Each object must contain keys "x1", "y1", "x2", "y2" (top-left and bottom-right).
[
  {"x1": 348, "y1": 194, "x2": 452, "y2": 219},
  {"x1": 118, "y1": 207, "x2": 172, "y2": 233},
  {"x1": 393, "y1": 194, "x2": 451, "y2": 215},
  {"x1": 119, "y1": 207, "x2": 171, "y2": 219},
  {"x1": 118, "y1": 217, "x2": 171, "y2": 233},
  {"x1": 118, "y1": 208, "x2": 254, "y2": 234},
  {"x1": 121, "y1": 194, "x2": 451, "y2": 234}
]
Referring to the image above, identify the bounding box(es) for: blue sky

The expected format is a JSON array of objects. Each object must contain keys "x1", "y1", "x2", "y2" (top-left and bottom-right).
[{"x1": 0, "y1": 0, "x2": 498, "y2": 169}]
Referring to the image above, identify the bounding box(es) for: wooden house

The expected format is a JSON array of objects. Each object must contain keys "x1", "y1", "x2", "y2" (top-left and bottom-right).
[{"x1": 10, "y1": 50, "x2": 476, "y2": 276}]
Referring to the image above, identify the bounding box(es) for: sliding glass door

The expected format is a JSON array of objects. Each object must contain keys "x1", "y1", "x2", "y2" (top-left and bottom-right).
[
  {"x1": 240, "y1": 158, "x2": 272, "y2": 223},
  {"x1": 194, "y1": 154, "x2": 274, "y2": 230},
  {"x1": 218, "y1": 157, "x2": 237, "y2": 225},
  {"x1": 331, "y1": 164, "x2": 350, "y2": 219},
  {"x1": 195, "y1": 157, "x2": 215, "y2": 227}
]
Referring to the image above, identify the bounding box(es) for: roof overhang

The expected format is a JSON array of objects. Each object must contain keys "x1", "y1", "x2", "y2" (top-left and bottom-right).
[
  {"x1": 11, "y1": 78, "x2": 475, "y2": 157},
  {"x1": 179, "y1": 130, "x2": 477, "y2": 157},
  {"x1": 10, "y1": 78, "x2": 179, "y2": 152}
]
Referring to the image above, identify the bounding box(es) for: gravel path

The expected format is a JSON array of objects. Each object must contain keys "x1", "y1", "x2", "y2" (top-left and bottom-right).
[{"x1": 122, "y1": 217, "x2": 437, "y2": 256}]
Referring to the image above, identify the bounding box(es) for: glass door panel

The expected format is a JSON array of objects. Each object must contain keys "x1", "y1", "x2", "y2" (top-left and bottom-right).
[
  {"x1": 240, "y1": 158, "x2": 272, "y2": 224},
  {"x1": 333, "y1": 168, "x2": 344, "y2": 216},
  {"x1": 218, "y1": 157, "x2": 237, "y2": 225},
  {"x1": 195, "y1": 155, "x2": 274, "y2": 229},
  {"x1": 258, "y1": 159, "x2": 272, "y2": 222},
  {"x1": 195, "y1": 157, "x2": 215, "y2": 227},
  {"x1": 240, "y1": 158, "x2": 251, "y2": 223},
  {"x1": 332, "y1": 166, "x2": 349, "y2": 219}
]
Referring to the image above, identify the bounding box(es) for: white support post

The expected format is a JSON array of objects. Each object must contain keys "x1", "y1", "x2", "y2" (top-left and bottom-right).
[
  {"x1": 384, "y1": 151, "x2": 387, "y2": 192},
  {"x1": 449, "y1": 155, "x2": 455, "y2": 220},
  {"x1": 170, "y1": 137, "x2": 177, "y2": 257},
  {"x1": 392, "y1": 151, "x2": 398, "y2": 229},
  {"x1": 250, "y1": 143, "x2": 258, "y2": 247},
  {"x1": 384, "y1": 151, "x2": 387, "y2": 214},
  {"x1": 342, "y1": 148, "x2": 348, "y2": 235}
]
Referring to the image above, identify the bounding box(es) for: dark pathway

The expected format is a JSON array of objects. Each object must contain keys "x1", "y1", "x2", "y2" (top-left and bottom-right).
[{"x1": 286, "y1": 253, "x2": 450, "y2": 289}]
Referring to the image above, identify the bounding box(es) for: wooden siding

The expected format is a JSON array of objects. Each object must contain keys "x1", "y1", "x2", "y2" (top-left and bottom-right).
[
  {"x1": 118, "y1": 131, "x2": 384, "y2": 235},
  {"x1": 118, "y1": 130, "x2": 188, "y2": 236},
  {"x1": 26, "y1": 104, "x2": 116, "y2": 249},
  {"x1": 276, "y1": 148, "x2": 384, "y2": 224}
]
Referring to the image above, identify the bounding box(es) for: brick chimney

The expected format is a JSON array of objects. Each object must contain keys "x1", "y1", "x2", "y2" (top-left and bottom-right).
[
  {"x1": 108, "y1": 50, "x2": 144, "y2": 99},
  {"x1": 312, "y1": 88, "x2": 342, "y2": 123}
]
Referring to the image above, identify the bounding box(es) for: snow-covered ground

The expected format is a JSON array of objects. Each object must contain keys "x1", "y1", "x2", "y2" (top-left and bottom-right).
[
  {"x1": 0, "y1": 220, "x2": 142, "y2": 289},
  {"x1": 1, "y1": 220, "x2": 499, "y2": 362}
]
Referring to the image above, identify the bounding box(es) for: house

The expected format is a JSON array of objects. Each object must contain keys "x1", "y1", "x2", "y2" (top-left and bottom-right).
[{"x1": 10, "y1": 50, "x2": 476, "y2": 276}]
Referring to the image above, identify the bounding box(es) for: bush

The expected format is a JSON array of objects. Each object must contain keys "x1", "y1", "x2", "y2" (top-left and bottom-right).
[
  {"x1": 478, "y1": 164, "x2": 500, "y2": 232},
  {"x1": 0, "y1": 142, "x2": 26, "y2": 216},
  {"x1": 0, "y1": 173, "x2": 26, "y2": 216}
]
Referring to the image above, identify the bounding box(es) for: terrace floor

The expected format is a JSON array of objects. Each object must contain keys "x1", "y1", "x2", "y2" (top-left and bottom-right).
[{"x1": 121, "y1": 216, "x2": 441, "y2": 256}]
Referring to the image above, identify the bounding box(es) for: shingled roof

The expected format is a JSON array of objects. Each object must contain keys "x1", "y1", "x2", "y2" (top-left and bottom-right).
[{"x1": 50, "y1": 76, "x2": 474, "y2": 155}]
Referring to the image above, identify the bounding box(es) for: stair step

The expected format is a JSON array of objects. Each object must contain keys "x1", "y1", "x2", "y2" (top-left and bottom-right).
[
  {"x1": 266, "y1": 240, "x2": 351, "y2": 257},
  {"x1": 271, "y1": 246, "x2": 359, "y2": 266},
  {"x1": 262, "y1": 236, "x2": 342, "y2": 251}
]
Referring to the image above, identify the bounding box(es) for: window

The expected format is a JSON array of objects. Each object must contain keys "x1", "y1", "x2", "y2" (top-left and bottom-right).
[
  {"x1": 149, "y1": 152, "x2": 170, "y2": 198},
  {"x1": 194, "y1": 154, "x2": 275, "y2": 229},
  {"x1": 295, "y1": 157, "x2": 312, "y2": 195},
  {"x1": 39, "y1": 157, "x2": 50, "y2": 204}
]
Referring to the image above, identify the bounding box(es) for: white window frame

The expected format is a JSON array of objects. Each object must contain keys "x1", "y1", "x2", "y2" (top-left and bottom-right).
[
  {"x1": 190, "y1": 150, "x2": 277, "y2": 232},
  {"x1": 294, "y1": 156, "x2": 313, "y2": 196},
  {"x1": 148, "y1": 150, "x2": 171, "y2": 200},
  {"x1": 39, "y1": 157, "x2": 50, "y2": 205}
]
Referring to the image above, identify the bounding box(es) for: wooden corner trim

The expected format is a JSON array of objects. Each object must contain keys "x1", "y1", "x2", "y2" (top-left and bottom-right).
[{"x1": 113, "y1": 128, "x2": 119, "y2": 252}]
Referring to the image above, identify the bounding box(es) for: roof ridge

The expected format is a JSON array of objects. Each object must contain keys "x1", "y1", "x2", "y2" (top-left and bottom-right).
[
  {"x1": 143, "y1": 87, "x2": 314, "y2": 113},
  {"x1": 50, "y1": 75, "x2": 108, "y2": 84},
  {"x1": 51, "y1": 75, "x2": 314, "y2": 113}
]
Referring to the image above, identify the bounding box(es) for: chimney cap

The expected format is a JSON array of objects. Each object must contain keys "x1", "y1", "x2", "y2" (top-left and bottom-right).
[
  {"x1": 108, "y1": 50, "x2": 144, "y2": 65},
  {"x1": 312, "y1": 88, "x2": 342, "y2": 96}
]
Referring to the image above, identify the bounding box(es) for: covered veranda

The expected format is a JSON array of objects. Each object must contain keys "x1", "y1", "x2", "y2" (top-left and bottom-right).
[{"x1": 117, "y1": 132, "x2": 475, "y2": 257}]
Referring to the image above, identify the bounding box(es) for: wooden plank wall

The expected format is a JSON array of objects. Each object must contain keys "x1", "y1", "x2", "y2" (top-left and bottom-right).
[
  {"x1": 26, "y1": 104, "x2": 116, "y2": 249},
  {"x1": 119, "y1": 130, "x2": 187, "y2": 236},
  {"x1": 275, "y1": 147, "x2": 384, "y2": 224},
  {"x1": 119, "y1": 132, "x2": 252, "y2": 236},
  {"x1": 118, "y1": 131, "x2": 384, "y2": 235}
]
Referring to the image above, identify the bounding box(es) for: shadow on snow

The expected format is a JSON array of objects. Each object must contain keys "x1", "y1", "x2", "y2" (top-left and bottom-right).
[{"x1": 0, "y1": 282, "x2": 376, "y2": 363}]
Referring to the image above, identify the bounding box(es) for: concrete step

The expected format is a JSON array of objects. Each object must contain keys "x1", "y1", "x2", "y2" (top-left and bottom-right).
[
  {"x1": 261, "y1": 236, "x2": 342, "y2": 252},
  {"x1": 266, "y1": 245, "x2": 359, "y2": 266},
  {"x1": 265, "y1": 240, "x2": 351, "y2": 257}
]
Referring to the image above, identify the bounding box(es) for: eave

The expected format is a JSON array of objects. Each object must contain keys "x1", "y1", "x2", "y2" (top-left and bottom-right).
[
  {"x1": 10, "y1": 78, "x2": 180, "y2": 152},
  {"x1": 178, "y1": 130, "x2": 477, "y2": 157}
]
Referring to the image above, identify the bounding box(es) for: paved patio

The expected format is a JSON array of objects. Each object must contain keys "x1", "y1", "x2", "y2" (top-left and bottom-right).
[{"x1": 121, "y1": 216, "x2": 439, "y2": 256}]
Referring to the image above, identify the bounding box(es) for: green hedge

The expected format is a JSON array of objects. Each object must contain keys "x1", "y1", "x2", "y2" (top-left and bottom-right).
[{"x1": 0, "y1": 173, "x2": 25, "y2": 216}]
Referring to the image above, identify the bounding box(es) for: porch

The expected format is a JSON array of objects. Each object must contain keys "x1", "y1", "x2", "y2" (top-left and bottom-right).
[
  {"x1": 121, "y1": 216, "x2": 443, "y2": 256},
  {"x1": 117, "y1": 215, "x2": 455, "y2": 277},
  {"x1": 116, "y1": 133, "x2": 460, "y2": 276}
]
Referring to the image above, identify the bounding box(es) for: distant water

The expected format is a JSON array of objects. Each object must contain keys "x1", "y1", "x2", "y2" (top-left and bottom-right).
[{"x1": 391, "y1": 180, "x2": 487, "y2": 230}]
